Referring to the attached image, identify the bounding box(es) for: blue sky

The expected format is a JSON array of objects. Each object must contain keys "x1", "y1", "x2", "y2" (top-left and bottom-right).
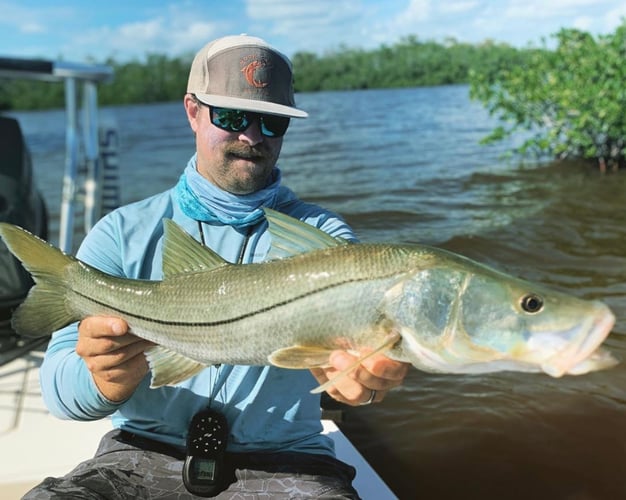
[{"x1": 1, "y1": 0, "x2": 625, "y2": 62}]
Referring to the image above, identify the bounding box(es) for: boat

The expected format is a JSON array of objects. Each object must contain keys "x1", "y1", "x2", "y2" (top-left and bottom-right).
[
  {"x1": 0, "y1": 348, "x2": 397, "y2": 499},
  {"x1": 0, "y1": 114, "x2": 48, "y2": 359},
  {"x1": 0, "y1": 57, "x2": 398, "y2": 500},
  {"x1": 0, "y1": 56, "x2": 119, "y2": 366}
]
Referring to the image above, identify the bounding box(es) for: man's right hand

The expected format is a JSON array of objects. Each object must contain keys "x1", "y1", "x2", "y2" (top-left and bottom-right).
[{"x1": 75, "y1": 316, "x2": 155, "y2": 402}]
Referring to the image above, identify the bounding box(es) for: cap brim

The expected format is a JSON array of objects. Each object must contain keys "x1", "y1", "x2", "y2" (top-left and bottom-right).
[{"x1": 195, "y1": 93, "x2": 308, "y2": 118}]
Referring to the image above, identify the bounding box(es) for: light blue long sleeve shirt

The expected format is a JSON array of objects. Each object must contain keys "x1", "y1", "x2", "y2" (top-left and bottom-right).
[{"x1": 39, "y1": 170, "x2": 355, "y2": 456}]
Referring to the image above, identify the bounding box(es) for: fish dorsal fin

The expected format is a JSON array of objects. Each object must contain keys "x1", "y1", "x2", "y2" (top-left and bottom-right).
[
  {"x1": 263, "y1": 207, "x2": 348, "y2": 260},
  {"x1": 162, "y1": 219, "x2": 227, "y2": 278}
]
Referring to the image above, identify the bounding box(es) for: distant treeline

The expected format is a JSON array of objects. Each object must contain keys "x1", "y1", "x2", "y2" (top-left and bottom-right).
[
  {"x1": 292, "y1": 36, "x2": 528, "y2": 91},
  {"x1": 0, "y1": 36, "x2": 531, "y2": 111}
]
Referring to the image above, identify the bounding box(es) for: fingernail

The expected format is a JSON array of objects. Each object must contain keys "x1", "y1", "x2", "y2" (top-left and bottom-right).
[
  {"x1": 329, "y1": 350, "x2": 350, "y2": 368},
  {"x1": 111, "y1": 320, "x2": 125, "y2": 335},
  {"x1": 329, "y1": 350, "x2": 342, "y2": 364}
]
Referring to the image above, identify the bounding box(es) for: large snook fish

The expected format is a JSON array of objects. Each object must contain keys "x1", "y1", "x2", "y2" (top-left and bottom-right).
[{"x1": 0, "y1": 209, "x2": 618, "y2": 390}]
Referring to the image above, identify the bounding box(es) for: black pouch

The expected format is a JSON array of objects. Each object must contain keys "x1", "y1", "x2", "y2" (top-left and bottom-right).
[{"x1": 182, "y1": 408, "x2": 229, "y2": 497}]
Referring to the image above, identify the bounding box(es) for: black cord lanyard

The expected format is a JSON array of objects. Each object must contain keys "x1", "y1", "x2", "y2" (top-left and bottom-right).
[
  {"x1": 197, "y1": 220, "x2": 250, "y2": 264},
  {"x1": 184, "y1": 220, "x2": 243, "y2": 496}
]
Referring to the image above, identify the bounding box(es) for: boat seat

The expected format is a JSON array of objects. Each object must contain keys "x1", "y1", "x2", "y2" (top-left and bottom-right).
[
  {"x1": 0, "y1": 116, "x2": 31, "y2": 181},
  {"x1": 0, "y1": 116, "x2": 38, "y2": 343}
]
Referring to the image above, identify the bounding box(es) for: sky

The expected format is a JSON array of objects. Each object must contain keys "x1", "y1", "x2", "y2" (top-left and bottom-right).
[{"x1": 1, "y1": 0, "x2": 625, "y2": 63}]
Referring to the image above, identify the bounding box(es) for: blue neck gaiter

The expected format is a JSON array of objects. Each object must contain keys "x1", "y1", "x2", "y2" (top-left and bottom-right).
[{"x1": 176, "y1": 154, "x2": 282, "y2": 229}]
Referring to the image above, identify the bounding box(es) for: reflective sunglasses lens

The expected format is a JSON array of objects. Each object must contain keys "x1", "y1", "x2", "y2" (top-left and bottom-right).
[
  {"x1": 210, "y1": 107, "x2": 290, "y2": 137},
  {"x1": 211, "y1": 108, "x2": 249, "y2": 132},
  {"x1": 260, "y1": 115, "x2": 290, "y2": 137}
]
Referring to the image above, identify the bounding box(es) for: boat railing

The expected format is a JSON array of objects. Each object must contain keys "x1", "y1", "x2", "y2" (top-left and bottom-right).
[
  {"x1": 0, "y1": 57, "x2": 118, "y2": 253},
  {"x1": 0, "y1": 57, "x2": 118, "y2": 364}
]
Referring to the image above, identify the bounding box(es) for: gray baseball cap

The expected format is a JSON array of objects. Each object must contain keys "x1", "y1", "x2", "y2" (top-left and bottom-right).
[{"x1": 187, "y1": 34, "x2": 308, "y2": 118}]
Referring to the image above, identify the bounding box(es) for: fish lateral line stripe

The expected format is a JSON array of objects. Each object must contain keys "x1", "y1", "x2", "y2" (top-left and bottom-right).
[{"x1": 74, "y1": 271, "x2": 399, "y2": 327}]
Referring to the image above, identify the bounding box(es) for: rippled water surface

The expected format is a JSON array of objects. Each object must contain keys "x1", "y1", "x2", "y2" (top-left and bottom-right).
[{"x1": 7, "y1": 85, "x2": 625, "y2": 499}]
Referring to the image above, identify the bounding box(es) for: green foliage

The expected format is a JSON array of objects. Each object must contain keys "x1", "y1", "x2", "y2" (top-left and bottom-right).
[
  {"x1": 0, "y1": 79, "x2": 65, "y2": 110},
  {"x1": 291, "y1": 36, "x2": 523, "y2": 91},
  {"x1": 1, "y1": 36, "x2": 522, "y2": 111},
  {"x1": 101, "y1": 54, "x2": 192, "y2": 105},
  {"x1": 0, "y1": 53, "x2": 193, "y2": 111},
  {"x1": 470, "y1": 21, "x2": 626, "y2": 170}
]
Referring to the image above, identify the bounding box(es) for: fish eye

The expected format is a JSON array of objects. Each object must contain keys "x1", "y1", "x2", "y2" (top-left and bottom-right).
[{"x1": 520, "y1": 293, "x2": 544, "y2": 313}]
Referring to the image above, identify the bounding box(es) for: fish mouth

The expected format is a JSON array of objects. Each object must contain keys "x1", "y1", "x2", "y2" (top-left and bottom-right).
[{"x1": 541, "y1": 306, "x2": 617, "y2": 377}]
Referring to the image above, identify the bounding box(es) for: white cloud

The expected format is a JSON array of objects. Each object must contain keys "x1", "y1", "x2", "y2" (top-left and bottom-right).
[
  {"x1": 439, "y1": 1, "x2": 479, "y2": 15},
  {"x1": 398, "y1": 0, "x2": 432, "y2": 24},
  {"x1": 118, "y1": 19, "x2": 163, "y2": 42},
  {"x1": 604, "y1": 5, "x2": 626, "y2": 32},
  {"x1": 247, "y1": 0, "x2": 340, "y2": 20},
  {"x1": 571, "y1": 16, "x2": 594, "y2": 31},
  {"x1": 65, "y1": 6, "x2": 223, "y2": 61},
  {"x1": 0, "y1": 2, "x2": 73, "y2": 34},
  {"x1": 245, "y1": 0, "x2": 365, "y2": 52},
  {"x1": 545, "y1": 0, "x2": 603, "y2": 7},
  {"x1": 20, "y1": 22, "x2": 47, "y2": 34},
  {"x1": 247, "y1": 0, "x2": 362, "y2": 29},
  {"x1": 503, "y1": 0, "x2": 613, "y2": 20},
  {"x1": 1, "y1": 0, "x2": 624, "y2": 63}
]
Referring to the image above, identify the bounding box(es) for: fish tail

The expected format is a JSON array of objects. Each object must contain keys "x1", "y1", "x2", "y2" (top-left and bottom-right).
[{"x1": 0, "y1": 223, "x2": 78, "y2": 336}]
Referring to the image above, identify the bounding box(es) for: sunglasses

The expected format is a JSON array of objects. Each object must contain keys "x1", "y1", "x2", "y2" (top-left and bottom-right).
[{"x1": 203, "y1": 103, "x2": 290, "y2": 138}]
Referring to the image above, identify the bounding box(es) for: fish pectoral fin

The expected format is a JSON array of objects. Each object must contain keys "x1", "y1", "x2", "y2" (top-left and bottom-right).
[
  {"x1": 268, "y1": 345, "x2": 335, "y2": 368},
  {"x1": 310, "y1": 330, "x2": 403, "y2": 394},
  {"x1": 145, "y1": 345, "x2": 208, "y2": 387}
]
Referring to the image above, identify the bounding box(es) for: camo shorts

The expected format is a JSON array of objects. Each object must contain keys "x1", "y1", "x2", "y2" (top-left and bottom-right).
[{"x1": 22, "y1": 430, "x2": 360, "y2": 499}]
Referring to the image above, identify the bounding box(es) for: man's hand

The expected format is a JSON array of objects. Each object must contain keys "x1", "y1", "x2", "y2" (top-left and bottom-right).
[
  {"x1": 310, "y1": 350, "x2": 410, "y2": 406},
  {"x1": 75, "y1": 316, "x2": 154, "y2": 402}
]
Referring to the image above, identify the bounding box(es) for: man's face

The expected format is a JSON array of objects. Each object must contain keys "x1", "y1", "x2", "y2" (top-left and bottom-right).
[{"x1": 185, "y1": 95, "x2": 283, "y2": 195}]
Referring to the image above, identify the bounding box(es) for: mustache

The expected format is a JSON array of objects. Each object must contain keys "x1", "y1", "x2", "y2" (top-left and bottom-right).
[{"x1": 226, "y1": 145, "x2": 268, "y2": 159}]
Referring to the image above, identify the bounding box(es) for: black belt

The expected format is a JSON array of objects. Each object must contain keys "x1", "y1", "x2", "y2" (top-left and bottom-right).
[
  {"x1": 115, "y1": 430, "x2": 355, "y2": 481},
  {"x1": 116, "y1": 430, "x2": 186, "y2": 460}
]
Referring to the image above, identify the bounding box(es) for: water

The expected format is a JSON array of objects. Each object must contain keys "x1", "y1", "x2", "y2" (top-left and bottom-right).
[{"x1": 6, "y1": 85, "x2": 626, "y2": 499}]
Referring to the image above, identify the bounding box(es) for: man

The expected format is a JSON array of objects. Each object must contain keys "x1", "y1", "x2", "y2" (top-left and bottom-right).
[{"x1": 25, "y1": 35, "x2": 408, "y2": 499}]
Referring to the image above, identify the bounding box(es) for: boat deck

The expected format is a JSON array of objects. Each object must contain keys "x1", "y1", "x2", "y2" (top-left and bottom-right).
[
  {"x1": 0, "y1": 349, "x2": 113, "y2": 499},
  {"x1": 0, "y1": 348, "x2": 397, "y2": 499}
]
